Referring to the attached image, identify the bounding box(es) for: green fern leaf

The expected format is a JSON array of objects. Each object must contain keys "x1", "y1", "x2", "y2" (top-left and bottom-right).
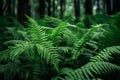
[
  {"x1": 49, "y1": 22, "x2": 69, "y2": 39},
  {"x1": 63, "y1": 62, "x2": 120, "y2": 80},
  {"x1": 72, "y1": 25, "x2": 101, "y2": 59},
  {"x1": 91, "y1": 46, "x2": 120, "y2": 62},
  {"x1": 36, "y1": 44, "x2": 60, "y2": 70}
]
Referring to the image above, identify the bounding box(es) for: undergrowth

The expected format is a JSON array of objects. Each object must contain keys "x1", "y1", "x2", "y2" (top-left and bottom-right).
[{"x1": 0, "y1": 13, "x2": 120, "y2": 80}]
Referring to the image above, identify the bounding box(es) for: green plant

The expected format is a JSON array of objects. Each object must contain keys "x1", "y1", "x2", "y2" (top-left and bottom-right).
[
  {"x1": 61, "y1": 62, "x2": 120, "y2": 80},
  {"x1": 0, "y1": 17, "x2": 61, "y2": 80},
  {"x1": 72, "y1": 24, "x2": 101, "y2": 59},
  {"x1": 53, "y1": 46, "x2": 120, "y2": 80},
  {"x1": 1, "y1": 17, "x2": 120, "y2": 80}
]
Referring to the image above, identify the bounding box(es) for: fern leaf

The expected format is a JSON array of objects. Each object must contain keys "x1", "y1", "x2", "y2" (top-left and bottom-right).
[
  {"x1": 90, "y1": 46, "x2": 120, "y2": 62},
  {"x1": 63, "y1": 62, "x2": 120, "y2": 80},
  {"x1": 62, "y1": 28, "x2": 78, "y2": 46},
  {"x1": 36, "y1": 44, "x2": 60, "y2": 70},
  {"x1": 49, "y1": 22, "x2": 69, "y2": 39},
  {"x1": 72, "y1": 25, "x2": 100, "y2": 59},
  {"x1": 0, "y1": 42, "x2": 34, "y2": 62},
  {"x1": 0, "y1": 63, "x2": 18, "y2": 80},
  {"x1": 4, "y1": 40, "x2": 27, "y2": 45},
  {"x1": 27, "y1": 16, "x2": 53, "y2": 47},
  {"x1": 48, "y1": 22, "x2": 69, "y2": 45}
]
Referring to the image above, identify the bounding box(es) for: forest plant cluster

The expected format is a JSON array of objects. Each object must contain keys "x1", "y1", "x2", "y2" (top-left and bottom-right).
[{"x1": 0, "y1": 12, "x2": 120, "y2": 80}]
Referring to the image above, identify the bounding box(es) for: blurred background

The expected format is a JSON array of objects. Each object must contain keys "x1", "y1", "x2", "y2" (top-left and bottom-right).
[{"x1": 0, "y1": 0, "x2": 120, "y2": 23}]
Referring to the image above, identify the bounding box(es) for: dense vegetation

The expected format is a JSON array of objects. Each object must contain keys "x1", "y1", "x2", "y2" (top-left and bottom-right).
[{"x1": 1, "y1": 0, "x2": 120, "y2": 80}]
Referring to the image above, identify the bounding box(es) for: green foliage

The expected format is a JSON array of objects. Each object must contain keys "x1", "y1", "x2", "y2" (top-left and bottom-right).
[
  {"x1": 95, "y1": 25, "x2": 120, "y2": 48},
  {"x1": 72, "y1": 25, "x2": 101, "y2": 59},
  {"x1": 0, "y1": 17, "x2": 61, "y2": 80},
  {"x1": 53, "y1": 46, "x2": 120, "y2": 80},
  {"x1": 113, "y1": 12, "x2": 120, "y2": 27},
  {"x1": 62, "y1": 62, "x2": 120, "y2": 80},
  {"x1": 91, "y1": 46, "x2": 120, "y2": 62},
  {"x1": 37, "y1": 17, "x2": 62, "y2": 28},
  {"x1": 48, "y1": 22, "x2": 69, "y2": 44},
  {"x1": 1, "y1": 16, "x2": 120, "y2": 80},
  {"x1": 91, "y1": 14, "x2": 111, "y2": 25}
]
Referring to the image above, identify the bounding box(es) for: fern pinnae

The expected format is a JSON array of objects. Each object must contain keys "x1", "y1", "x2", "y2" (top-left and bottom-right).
[
  {"x1": 90, "y1": 46, "x2": 120, "y2": 62},
  {"x1": 27, "y1": 16, "x2": 48, "y2": 45},
  {"x1": 63, "y1": 62, "x2": 120, "y2": 80},
  {"x1": 9, "y1": 42, "x2": 34, "y2": 61},
  {"x1": 48, "y1": 22, "x2": 69, "y2": 45},
  {"x1": 72, "y1": 25, "x2": 100, "y2": 59},
  {"x1": 62, "y1": 28, "x2": 78, "y2": 46},
  {"x1": 3, "y1": 40, "x2": 27, "y2": 45},
  {"x1": 49, "y1": 22, "x2": 69, "y2": 38},
  {"x1": 0, "y1": 49, "x2": 11, "y2": 62},
  {"x1": 36, "y1": 44, "x2": 60, "y2": 70}
]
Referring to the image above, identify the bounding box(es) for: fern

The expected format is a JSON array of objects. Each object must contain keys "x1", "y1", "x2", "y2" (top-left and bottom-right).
[
  {"x1": 27, "y1": 16, "x2": 48, "y2": 44},
  {"x1": 72, "y1": 24, "x2": 101, "y2": 59},
  {"x1": 62, "y1": 28, "x2": 78, "y2": 46},
  {"x1": 92, "y1": 78, "x2": 103, "y2": 80},
  {"x1": 58, "y1": 46, "x2": 73, "y2": 54},
  {"x1": 90, "y1": 46, "x2": 120, "y2": 62},
  {"x1": 99, "y1": 26, "x2": 120, "y2": 47},
  {"x1": 36, "y1": 44, "x2": 60, "y2": 70},
  {"x1": 51, "y1": 68, "x2": 73, "y2": 80},
  {"x1": 0, "y1": 63, "x2": 18, "y2": 80},
  {"x1": 62, "y1": 62, "x2": 120, "y2": 80},
  {"x1": 49, "y1": 22, "x2": 69, "y2": 39},
  {"x1": 1, "y1": 16, "x2": 120, "y2": 80},
  {"x1": 48, "y1": 22, "x2": 69, "y2": 45},
  {"x1": 0, "y1": 62, "x2": 42, "y2": 80},
  {"x1": 0, "y1": 42, "x2": 34, "y2": 62},
  {"x1": 38, "y1": 16, "x2": 62, "y2": 28},
  {"x1": 0, "y1": 17, "x2": 61, "y2": 71}
]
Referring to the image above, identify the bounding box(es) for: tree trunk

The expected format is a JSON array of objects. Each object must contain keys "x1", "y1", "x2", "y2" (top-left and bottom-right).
[
  {"x1": 60, "y1": 0, "x2": 65, "y2": 19},
  {"x1": 74, "y1": 0, "x2": 80, "y2": 22},
  {"x1": 52, "y1": 0, "x2": 56, "y2": 17},
  {"x1": 0, "y1": 0, "x2": 3, "y2": 16},
  {"x1": 11, "y1": 0, "x2": 16, "y2": 17},
  {"x1": 17, "y1": 0, "x2": 30, "y2": 23},
  {"x1": 8, "y1": 0, "x2": 12, "y2": 16},
  {"x1": 39, "y1": 0, "x2": 46, "y2": 18},
  {"x1": 102, "y1": 0, "x2": 106, "y2": 13},
  {"x1": 3, "y1": 0, "x2": 12, "y2": 16},
  {"x1": 106, "y1": 0, "x2": 112, "y2": 15},
  {"x1": 85, "y1": 0, "x2": 92, "y2": 15},
  {"x1": 96, "y1": 0, "x2": 100, "y2": 14},
  {"x1": 112, "y1": 0, "x2": 120, "y2": 14},
  {"x1": 115, "y1": 0, "x2": 120, "y2": 13},
  {"x1": 47, "y1": 0, "x2": 51, "y2": 16}
]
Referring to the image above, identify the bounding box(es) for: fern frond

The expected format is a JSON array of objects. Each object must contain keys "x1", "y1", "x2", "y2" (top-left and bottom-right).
[
  {"x1": 92, "y1": 78, "x2": 103, "y2": 80},
  {"x1": 27, "y1": 17, "x2": 47, "y2": 42},
  {"x1": 58, "y1": 46, "x2": 73, "y2": 54},
  {"x1": 90, "y1": 46, "x2": 120, "y2": 62},
  {"x1": 0, "y1": 63, "x2": 18, "y2": 80},
  {"x1": 4, "y1": 40, "x2": 27, "y2": 45},
  {"x1": 62, "y1": 28, "x2": 78, "y2": 46},
  {"x1": 72, "y1": 25, "x2": 101, "y2": 59},
  {"x1": 0, "y1": 42, "x2": 34, "y2": 63},
  {"x1": 0, "y1": 62, "x2": 42, "y2": 80},
  {"x1": 99, "y1": 26, "x2": 120, "y2": 47},
  {"x1": 27, "y1": 16, "x2": 56, "y2": 47},
  {"x1": 51, "y1": 68, "x2": 73, "y2": 80},
  {"x1": 48, "y1": 22, "x2": 69, "y2": 45},
  {"x1": 36, "y1": 44, "x2": 60, "y2": 70},
  {"x1": 49, "y1": 22, "x2": 69, "y2": 39},
  {"x1": 63, "y1": 62, "x2": 120, "y2": 80},
  {"x1": 0, "y1": 42, "x2": 60, "y2": 70}
]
